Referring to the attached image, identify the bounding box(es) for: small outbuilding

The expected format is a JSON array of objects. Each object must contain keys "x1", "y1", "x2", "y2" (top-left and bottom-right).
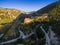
[{"x1": 24, "y1": 17, "x2": 32, "y2": 23}]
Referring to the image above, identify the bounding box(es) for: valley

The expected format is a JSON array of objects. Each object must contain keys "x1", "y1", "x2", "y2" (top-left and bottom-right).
[{"x1": 0, "y1": 1, "x2": 60, "y2": 45}]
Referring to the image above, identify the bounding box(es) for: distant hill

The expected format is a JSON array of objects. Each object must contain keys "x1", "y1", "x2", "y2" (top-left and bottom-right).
[
  {"x1": 0, "y1": 8, "x2": 22, "y2": 24},
  {"x1": 32, "y1": 1, "x2": 60, "y2": 20}
]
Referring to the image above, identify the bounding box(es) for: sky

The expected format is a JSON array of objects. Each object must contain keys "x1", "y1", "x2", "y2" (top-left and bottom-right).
[{"x1": 0, "y1": 0, "x2": 57, "y2": 12}]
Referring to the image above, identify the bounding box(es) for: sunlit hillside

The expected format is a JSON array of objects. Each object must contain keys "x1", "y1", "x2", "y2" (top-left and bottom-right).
[{"x1": 0, "y1": 8, "x2": 22, "y2": 24}]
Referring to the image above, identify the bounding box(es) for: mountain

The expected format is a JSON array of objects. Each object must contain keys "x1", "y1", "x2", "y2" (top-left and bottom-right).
[
  {"x1": 32, "y1": 1, "x2": 60, "y2": 20},
  {"x1": 31, "y1": 1, "x2": 60, "y2": 37},
  {"x1": 33, "y1": 1, "x2": 59, "y2": 13},
  {"x1": 0, "y1": 1, "x2": 60, "y2": 45},
  {"x1": 0, "y1": 8, "x2": 22, "y2": 24}
]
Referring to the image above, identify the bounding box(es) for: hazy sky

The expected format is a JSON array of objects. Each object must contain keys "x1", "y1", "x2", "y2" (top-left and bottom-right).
[{"x1": 0, "y1": 0, "x2": 57, "y2": 12}]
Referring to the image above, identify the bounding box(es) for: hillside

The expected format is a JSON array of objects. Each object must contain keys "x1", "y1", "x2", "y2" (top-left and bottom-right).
[
  {"x1": 0, "y1": 8, "x2": 22, "y2": 24},
  {"x1": 0, "y1": 1, "x2": 60, "y2": 45},
  {"x1": 32, "y1": 1, "x2": 60, "y2": 20},
  {"x1": 0, "y1": 8, "x2": 23, "y2": 31}
]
